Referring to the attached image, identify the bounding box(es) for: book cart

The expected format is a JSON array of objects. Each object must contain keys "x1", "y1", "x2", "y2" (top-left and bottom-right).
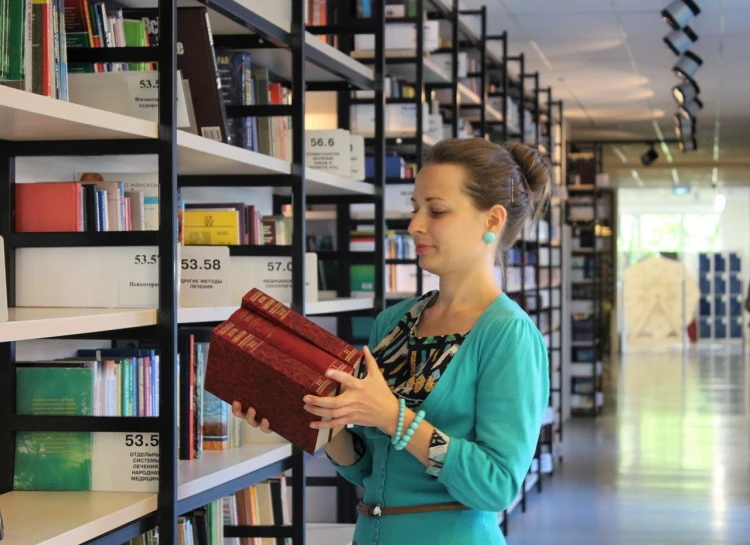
[{"x1": 0, "y1": 0, "x2": 387, "y2": 544}]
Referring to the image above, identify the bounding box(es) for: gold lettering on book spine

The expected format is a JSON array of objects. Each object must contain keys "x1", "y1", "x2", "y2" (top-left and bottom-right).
[{"x1": 311, "y1": 377, "x2": 332, "y2": 394}]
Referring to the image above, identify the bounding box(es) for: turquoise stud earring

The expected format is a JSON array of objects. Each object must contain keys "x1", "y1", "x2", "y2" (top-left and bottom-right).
[{"x1": 483, "y1": 231, "x2": 496, "y2": 244}]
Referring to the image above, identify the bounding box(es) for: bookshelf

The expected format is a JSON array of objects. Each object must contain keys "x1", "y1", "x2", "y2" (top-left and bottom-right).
[
  {"x1": 0, "y1": 2, "x2": 386, "y2": 545},
  {"x1": 565, "y1": 143, "x2": 612, "y2": 417}
]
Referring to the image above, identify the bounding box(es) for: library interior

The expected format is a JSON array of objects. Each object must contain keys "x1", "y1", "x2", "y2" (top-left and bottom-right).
[{"x1": 0, "y1": 0, "x2": 749, "y2": 544}]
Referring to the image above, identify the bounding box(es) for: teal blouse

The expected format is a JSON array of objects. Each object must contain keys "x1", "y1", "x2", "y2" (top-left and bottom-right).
[{"x1": 332, "y1": 292, "x2": 550, "y2": 545}]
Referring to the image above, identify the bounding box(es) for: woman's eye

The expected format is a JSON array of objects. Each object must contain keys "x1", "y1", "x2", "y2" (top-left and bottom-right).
[{"x1": 430, "y1": 210, "x2": 445, "y2": 218}]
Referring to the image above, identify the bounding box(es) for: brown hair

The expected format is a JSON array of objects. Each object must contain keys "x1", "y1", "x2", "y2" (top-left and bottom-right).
[{"x1": 423, "y1": 137, "x2": 553, "y2": 251}]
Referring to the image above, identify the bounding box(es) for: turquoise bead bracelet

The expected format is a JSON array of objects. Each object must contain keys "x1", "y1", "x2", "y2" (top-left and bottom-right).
[
  {"x1": 394, "y1": 409, "x2": 426, "y2": 451},
  {"x1": 391, "y1": 398, "x2": 406, "y2": 446}
]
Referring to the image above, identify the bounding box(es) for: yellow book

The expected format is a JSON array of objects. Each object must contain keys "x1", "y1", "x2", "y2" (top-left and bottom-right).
[{"x1": 183, "y1": 210, "x2": 240, "y2": 245}]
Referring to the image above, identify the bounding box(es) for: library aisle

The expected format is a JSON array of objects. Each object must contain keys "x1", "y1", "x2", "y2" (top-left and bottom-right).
[{"x1": 504, "y1": 345, "x2": 750, "y2": 545}]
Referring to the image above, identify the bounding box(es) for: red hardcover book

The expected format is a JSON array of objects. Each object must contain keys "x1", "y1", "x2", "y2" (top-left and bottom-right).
[
  {"x1": 229, "y1": 307, "x2": 354, "y2": 378},
  {"x1": 241, "y1": 288, "x2": 364, "y2": 373},
  {"x1": 205, "y1": 320, "x2": 342, "y2": 455},
  {"x1": 15, "y1": 182, "x2": 82, "y2": 232}
]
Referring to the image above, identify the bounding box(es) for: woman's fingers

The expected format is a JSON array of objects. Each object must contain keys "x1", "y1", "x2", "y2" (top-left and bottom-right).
[{"x1": 232, "y1": 401, "x2": 272, "y2": 431}]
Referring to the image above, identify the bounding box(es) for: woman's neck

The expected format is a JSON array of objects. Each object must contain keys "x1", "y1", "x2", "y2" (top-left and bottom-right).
[{"x1": 435, "y1": 266, "x2": 502, "y2": 314}]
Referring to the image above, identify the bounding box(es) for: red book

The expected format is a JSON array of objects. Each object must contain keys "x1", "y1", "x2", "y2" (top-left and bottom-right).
[
  {"x1": 205, "y1": 319, "x2": 342, "y2": 455},
  {"x1": 229, "y1": 307, "x2": 354, "y2": 378},
  {"x1": 241, "y1": 288, "x2": 364, "y2": 373},
  {"x1": 15, "y1": 182, "x2": 82, "y2": 232}
]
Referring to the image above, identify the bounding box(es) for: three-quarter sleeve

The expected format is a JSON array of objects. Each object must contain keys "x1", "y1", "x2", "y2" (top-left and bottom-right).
[{"x1": 436, "y1": 317, "x2": 549, "y2": 512}]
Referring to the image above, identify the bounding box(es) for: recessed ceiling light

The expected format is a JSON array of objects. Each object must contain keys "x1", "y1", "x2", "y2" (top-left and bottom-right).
[
  {"x1": 673, "y1": 51, "x2": 703, "y2": 83},
  {"x1": 664, "y1": 26, "x2": 698, "y2": 56},
  {"x1": 661, "y1": 0, "x2": 701, "y2": 30},
  {"x1": 673, "y1": 81, "x2": 700, "y2": 104},
  {"x1": 678, "y1": 98, "x2": 703, "y2": 120}
]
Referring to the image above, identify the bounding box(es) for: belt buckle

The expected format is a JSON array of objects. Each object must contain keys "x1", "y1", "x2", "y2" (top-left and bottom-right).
[{"x1": 370, "y1": 504, "x2": 382, "y2": 517}]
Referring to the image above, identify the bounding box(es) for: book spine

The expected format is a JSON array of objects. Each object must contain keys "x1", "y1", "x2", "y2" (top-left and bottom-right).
[
  {"x1": 241, "y1": 288, "x2": 364, "y2": 368},
  {"x1": 229, "y1": 307, "x2": 352, "y2": 378}
]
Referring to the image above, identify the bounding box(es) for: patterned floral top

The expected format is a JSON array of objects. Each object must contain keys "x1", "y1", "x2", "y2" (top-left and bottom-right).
[{"x1": 367, "y1": 290, "x2": 469, "y2": 477}]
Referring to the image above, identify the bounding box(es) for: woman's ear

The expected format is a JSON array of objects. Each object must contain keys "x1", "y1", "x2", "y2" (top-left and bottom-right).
[{"x1": 486, "y1": 204, "x2": 507, "y2": 234}]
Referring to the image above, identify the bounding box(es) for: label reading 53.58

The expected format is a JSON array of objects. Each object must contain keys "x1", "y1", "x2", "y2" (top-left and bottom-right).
[{"x1": 125, "y1": 433, "x2": 160, "y2": 447}]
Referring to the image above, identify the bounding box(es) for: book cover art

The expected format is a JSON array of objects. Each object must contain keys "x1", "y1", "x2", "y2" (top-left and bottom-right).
[{"x1": 13, "y1": 366, "x2": 94, "y2": 491}]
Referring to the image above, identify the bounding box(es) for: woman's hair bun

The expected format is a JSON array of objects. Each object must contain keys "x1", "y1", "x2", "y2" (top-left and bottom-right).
[{"x1": 502, "y1": 142, "x2": 553, "y2": 221}]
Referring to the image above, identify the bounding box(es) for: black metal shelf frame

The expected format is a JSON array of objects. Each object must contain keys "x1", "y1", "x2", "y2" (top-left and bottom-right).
[{"x1": 0, "y1": 1, "x2": 387, "y2": 544}]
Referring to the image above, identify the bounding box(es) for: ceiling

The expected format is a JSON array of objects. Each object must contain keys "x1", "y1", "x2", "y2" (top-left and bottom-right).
[{"x1": 460, "y1": 0, "x2": 750, "y2": 187}]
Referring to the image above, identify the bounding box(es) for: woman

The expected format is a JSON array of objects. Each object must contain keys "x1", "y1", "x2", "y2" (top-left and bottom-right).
[{"x1": 233, "y1": 138, "x2": 551, "y2": 544}]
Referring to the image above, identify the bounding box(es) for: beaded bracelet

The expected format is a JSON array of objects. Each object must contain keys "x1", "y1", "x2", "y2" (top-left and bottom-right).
[
  {"x1": 390, "y1": 398, "x2": 406, "y2": 446},
  {"x1": 394, "y1": 409, "x2": 426, "y2": 451}
]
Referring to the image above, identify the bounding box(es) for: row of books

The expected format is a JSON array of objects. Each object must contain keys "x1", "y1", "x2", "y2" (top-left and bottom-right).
[
  {"x1": 183, "y1": 205, "x2": 292, "y2": 247},
  {"x1": 354, "y1": 76, "x2": 417, "y2": 100},
  {"x1": 66, "y1": 0, "x2": 155, "y2": 74},
  {"x1": 122, "y1": 478, "x2": 293, "y2": 545},
  {"x1": 0, "y1": 0, "x2": 69, "y2": 97},
  {"x1": 349, "y1": 229, "x2": 416, "y2": 260},
  {"x1": 15, "y1": 180, "x2": 152, "y2": 233}
]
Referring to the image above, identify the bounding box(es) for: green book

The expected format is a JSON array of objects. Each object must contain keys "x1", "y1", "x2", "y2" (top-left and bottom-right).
[{"x1": 13, "y1": 366, "x2": 94, "y2": 491}]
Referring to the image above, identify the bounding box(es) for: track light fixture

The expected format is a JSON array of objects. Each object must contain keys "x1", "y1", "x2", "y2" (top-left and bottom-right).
[
  {"x1": 673, "y1": 51, "x2": 702, "y2": 83},
  {"x1": 641, "y1": 144, "x2": 659, "y2": 166},
  {"x1": 661, "y1": 0, "x2": 701, "y2": 30},
  {"x1": 674, "y1": 115, "x2": 695, "y2": 139},
  {"x1": 679, "y1": 137, "x2": 697, "y2": 152},
  {"x1": 672, "y1": 81, "x2": 700, "y2": 104},
  {"x1": 664, "y1": 26, "x2": 698, "y2": 56},
  {"x1": 678, "y1": 97, "x2": 703, "y2": 120}
]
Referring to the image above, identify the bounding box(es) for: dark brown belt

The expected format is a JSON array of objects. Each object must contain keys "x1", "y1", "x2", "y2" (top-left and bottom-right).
[{"x1": 356, "y1": 501, "x2": 468, "y2": 517}]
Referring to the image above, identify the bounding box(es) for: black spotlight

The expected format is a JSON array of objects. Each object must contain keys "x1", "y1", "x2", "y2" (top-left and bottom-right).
[
  {"x1": 678, "y1": 97, "x2": 703, "y2": 120},
  {"x1": 679, "y1": 137, "x2": 697, "y2": 152},
  {"x1": 664, "y1": 26, "x2": 698, "y2": 56},
  {"x1": 673, "y1": 51, "x2": 703, "y2": 83},
  {"x1": 641, "y1": 144, "x2": 659, "y2": 166},
  {"x1": 661, "y1": 0, "x2": 701, "y2": 30},
  {"x1": 673, "y1": 81, "x2": 700, "y2": 104},
  {"x1": 674, "y1": 115, "x2": 695, "y2": 139}
]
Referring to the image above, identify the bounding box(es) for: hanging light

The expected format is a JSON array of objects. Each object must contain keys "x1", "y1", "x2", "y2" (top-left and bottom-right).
[
  {"x1": 673, "y1": 81, "x2": 700, "y2": 104},
  {"x1": 679, "y1": 137, "x2": 697, "y2": 152},
  {"x1": 678, "y1": 97, "x2": 703, "y2": 120},
  {"x1": 674, "y1": 115, "x2": 695, "y2": 139},
  {"x1": 661, "y1": 0, "x2": 701, "y2": 30},
  {"x1": 664, "y1": 26, "x2": 698, "y2": 56},
  {"x1": 673, "y1": 51, "x2": 703, "y2": 83}
]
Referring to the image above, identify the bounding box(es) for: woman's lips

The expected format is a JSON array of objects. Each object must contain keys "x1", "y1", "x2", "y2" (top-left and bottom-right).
[{"x1": 415, "y1": 245, "x2": 433, "y2": 255}]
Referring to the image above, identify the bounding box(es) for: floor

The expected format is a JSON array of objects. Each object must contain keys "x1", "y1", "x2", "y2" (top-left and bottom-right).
[
  {"x1": 506, "y1": 344, "x2": 750, "y2": 545},
  {"x1": 306, "y1": 344, "x2": 750, "y2": 545}
]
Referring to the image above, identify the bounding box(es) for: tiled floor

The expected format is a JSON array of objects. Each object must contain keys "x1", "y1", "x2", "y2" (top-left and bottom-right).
[
  {"x1": 307, "y1": 344, "x2": 750, "y2": 545},
  {"x1": 506, "y1": 344, "x2": 750, "y2": 545}
]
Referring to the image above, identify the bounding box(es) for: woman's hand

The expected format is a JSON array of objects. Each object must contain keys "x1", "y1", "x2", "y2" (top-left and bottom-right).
[
  {"x1": 303, "y1": 346, "x2": 400, "y2": 436},
  {"x1": 231, "y1": 401, "x2": 272, "y2": 434}
]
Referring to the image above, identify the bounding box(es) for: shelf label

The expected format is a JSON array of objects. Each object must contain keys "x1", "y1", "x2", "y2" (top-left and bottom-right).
[
  {"x1": 92, "y1": 432, "x2": 159, "y2": 492},
  {"x1": 179, "y1": 245, "x2": 231, "y2": 307},
  {"x1": 119, "y1": 249, "x2": 160, "y2": 307},
  {"x1": 306, "y1": 129, "x2": 351, "y2": 176}
]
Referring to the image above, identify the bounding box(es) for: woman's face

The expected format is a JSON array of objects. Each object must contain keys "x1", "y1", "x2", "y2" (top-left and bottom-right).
[{"x1": 408, "y1": 164, "x2": 501, "y2": 277}]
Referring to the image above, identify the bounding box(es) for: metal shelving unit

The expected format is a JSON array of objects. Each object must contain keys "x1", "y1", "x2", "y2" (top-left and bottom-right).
[{"x1": 0, "y1": 1, "x2": 386, "y2": 543}]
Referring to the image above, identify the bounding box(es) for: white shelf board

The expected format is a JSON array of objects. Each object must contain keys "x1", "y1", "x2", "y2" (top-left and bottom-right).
[
  {"x1": 306, "y1": 523, "x2": 356, "y2": 545},
  {"x1": 0, "y1": 443, "x2": 293, "y2": 545},
  {"x1": 178, "y1": 296, "x2": 374, "y2": 324},
  {"x1": 0, "y1": 86, "x2": 157, "y2": 142},
  {"x1": 177, "y1": 442, "x2": 292, "y2": 500},
  {"x1": 0, "y1": 93, "x2": 371, "y2": 194},
  {"x1": 177, "y1": 132, "x2": 374, "y2": 196},
  {"x1": 0, "y1": 307, "x2": 158, "y2": 343},
  {"x1": 0, "y1": 491, "x2": 156, "y2": 545}
]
